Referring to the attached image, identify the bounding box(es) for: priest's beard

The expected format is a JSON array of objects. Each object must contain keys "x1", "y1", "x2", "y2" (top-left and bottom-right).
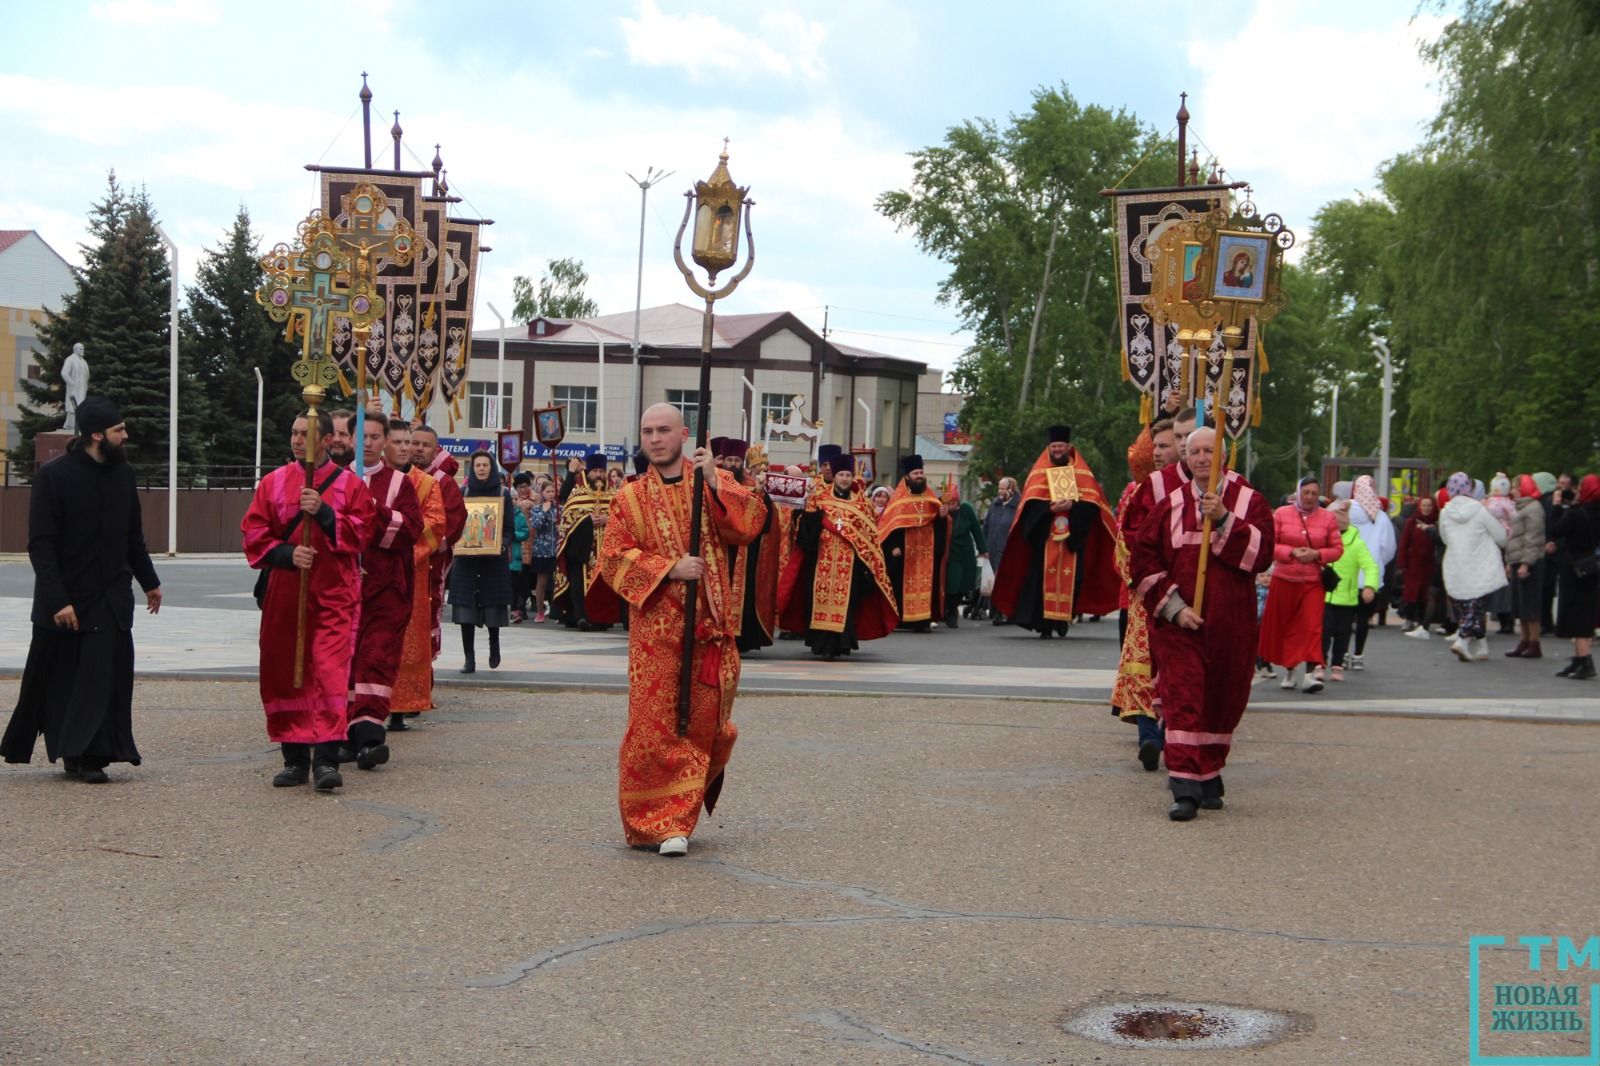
[
  {"x1": 330, "y1": 445, "x2": 354, "y2": 467},
  {"x1": 587, "y1": 475, "x2": 607, "y2": 492},
  {"x1": 100, "y1": 440, "x2": 128, "y2": 465},
  {"x1": 907, "y1": 477, "x2": 926, "y2": 494}
]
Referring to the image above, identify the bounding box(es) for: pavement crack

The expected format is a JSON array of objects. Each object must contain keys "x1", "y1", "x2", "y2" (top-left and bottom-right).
[
  {"x1": 338, "y1": 799, "x2": 442, "y2": 854},
  {"x1": 800, "y1": 1009, "x2": 1009, "y2": 1066},
  {"x1": 463, "y1": 853, "x2": 1471, "y2": 990}
]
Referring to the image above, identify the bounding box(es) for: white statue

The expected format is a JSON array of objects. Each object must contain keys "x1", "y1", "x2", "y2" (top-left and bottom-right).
[{"x1": 61, "y1": 342, "x2": 89, "y2": 434}]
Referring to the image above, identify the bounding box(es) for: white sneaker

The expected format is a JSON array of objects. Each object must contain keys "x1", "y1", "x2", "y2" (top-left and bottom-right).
[
  {"x1": 1349, "y1": 654, "x2": 1365, "y2": 671},
  {"x1": 1404, "y1": 627, "x2": 1431, "y2": 640},
  {"x1": 1472, "y1": 638, "x2": 1490, "y2": 661},
  {"x1": 657, "y1": 836, "x2": 689, "y2": 857},
  {"x1": 1279, "y1": 666, "x2": 1297, "y2": 690},
  {"x1": 1450, "y1": 637, "x2": 1472, "y2": 662}
]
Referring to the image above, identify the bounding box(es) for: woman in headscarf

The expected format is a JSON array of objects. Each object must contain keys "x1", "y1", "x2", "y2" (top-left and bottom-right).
[
  {"x1": 1547, "y1": 473, "x2": 1600, "y2": 680},
  {"x1": 1438, "y1": 471, "x2": 1508, "y2": 662},
  {"x1": 1398, "y1": 494, "x2": 1440, "y2": 637},
  {"x1": 448, "y1": 450, "x2": 516, "y2": 673},
  {"x1": 1347, "y1": 474, "x2": 1396, "y2": 669},
  {"x1": 1259, "y1": 475, "x2": 1342, "y2": 693},
  {"x1": 1484, "y1": 473, "x2": 1517, "y2": 633},
  {"x1": 1504, "y1": 474, "x2": 1548, "y2": 658},
  {"x1": 870, "y1": 485, "x2": 892, "y2": 519},
  {"x1": 1321, "y1": 500, "x2": 1379, "y2": 683}
]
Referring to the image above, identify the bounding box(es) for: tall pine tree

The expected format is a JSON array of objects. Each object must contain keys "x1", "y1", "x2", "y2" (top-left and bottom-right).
[
  {"x1": 19, "y1": 172, "x2": 208, "y2": 477},
  {"x1": 180, "y1": 206, "x2": 302, "y2": 474}
]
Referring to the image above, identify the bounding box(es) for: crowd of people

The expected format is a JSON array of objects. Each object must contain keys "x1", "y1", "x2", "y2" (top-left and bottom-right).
[{"x1": 7, "y1": 390, "x2": 1597, "y2": 840}]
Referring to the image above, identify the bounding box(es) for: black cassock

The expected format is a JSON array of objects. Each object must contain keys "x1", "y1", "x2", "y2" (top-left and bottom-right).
[{"x1": 1, "y1": 444, "x2": 159, "y2": 769}]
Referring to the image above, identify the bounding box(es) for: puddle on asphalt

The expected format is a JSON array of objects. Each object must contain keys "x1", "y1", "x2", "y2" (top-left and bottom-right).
[{"x1": 1063, "y1": 999, "x2": 1303, "y2": 1051}]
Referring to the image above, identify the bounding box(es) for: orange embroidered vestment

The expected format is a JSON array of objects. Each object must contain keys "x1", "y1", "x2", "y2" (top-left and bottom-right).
[
  {"x1": 876, "y1": 484, "x2": 949, "y2": 624},
  {"x1": 598, "y1": 467, "x2": 768, "y2": 846}
]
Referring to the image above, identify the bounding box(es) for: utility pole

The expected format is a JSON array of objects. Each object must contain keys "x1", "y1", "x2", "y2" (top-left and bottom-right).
[
  {"x1": 626, "y1": 166, "x2": 673, "y2": 453},
  {"x1": 1372, "y1": 336, "x2": 1393, "y2": 508},
  {"x1": 154, "y1": 224, "x2": 179, "y2": 556}
]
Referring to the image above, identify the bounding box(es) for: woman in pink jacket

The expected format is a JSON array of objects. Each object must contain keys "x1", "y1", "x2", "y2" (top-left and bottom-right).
[{"x1": 1259, "y1": 476, "x2": 1344, "y2": 693}]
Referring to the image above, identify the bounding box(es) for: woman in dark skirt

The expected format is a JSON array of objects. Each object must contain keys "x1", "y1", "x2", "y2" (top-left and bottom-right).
[
  {"x1": 449, "y1": 451, "x2": 515, "y2": 673},
  {"x1": 1549, "y1": 474, "x2": 1600, "y2": 680}
]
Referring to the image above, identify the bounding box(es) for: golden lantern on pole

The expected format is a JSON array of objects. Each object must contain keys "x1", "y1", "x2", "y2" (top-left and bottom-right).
[{"x1": 668, "y1": 142, "x2": 756, "y2": 737}]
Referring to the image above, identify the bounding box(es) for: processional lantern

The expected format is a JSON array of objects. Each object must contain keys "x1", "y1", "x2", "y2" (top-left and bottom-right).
[{"x1": 669, "y1": 142, "x2": 756, "y2": 738}]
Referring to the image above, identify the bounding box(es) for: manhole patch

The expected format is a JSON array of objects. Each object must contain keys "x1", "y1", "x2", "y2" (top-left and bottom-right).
[{"x1": 1063, "y1": 999, "x2": 1299, "y2": 1050}]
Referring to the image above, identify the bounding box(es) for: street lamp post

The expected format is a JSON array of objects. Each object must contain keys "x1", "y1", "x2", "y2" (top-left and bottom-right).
[
  {"x1": 154, "y1": 224, "x2": 179, "y2": 556},
  {"x1": 487, "y1": 300, "x2": 507, "y2": 428},
  {"x1": 253, "y1": 366, "x2": 264, "y2": 484},
  {"x1": 669, "y1": 144, "x2": 755, "y2": 737},
  {"x1": 626, "y1": 167, "x2": 673, "y2": 455},
  {"x1": 1373, "y1": 337, "x2": 1393, "y2": 508}
]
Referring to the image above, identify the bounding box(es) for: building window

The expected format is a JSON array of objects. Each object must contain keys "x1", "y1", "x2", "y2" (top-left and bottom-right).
[
  {"x1": 467, "y1": 381, "x2": 513, "y2": 430},
  {"x1": 666, "y1": 389, "x2": 701, "y2": 437},
  {"x1": 551, "y1": 384, "x2": 597, "y2": 434},
  {"x1": 760, "y1": 391, "x2": 793, "y2": 434}
]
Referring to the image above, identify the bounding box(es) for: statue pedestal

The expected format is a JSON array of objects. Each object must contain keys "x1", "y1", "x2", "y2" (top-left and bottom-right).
[{"x1": 34, "y1": 431, "x2": 75, "y2": 468}]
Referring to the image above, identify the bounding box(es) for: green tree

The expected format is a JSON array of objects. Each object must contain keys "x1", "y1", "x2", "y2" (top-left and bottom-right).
[
  {"x1": 180, "y1": 206, "x2": 303, "y2": 474},
  {"x1": 18, "y1": 173, "x2": 207, "y2": 476},
  {"x1": 511, "y1": 256, "x2": 600, "y2": 322},
  {"x1": 1379, "y1": 0, "x2": 1600, "y2": 474},
  {"x1": 877, "y1": 85, "x2": 1173, "y2": 482}
]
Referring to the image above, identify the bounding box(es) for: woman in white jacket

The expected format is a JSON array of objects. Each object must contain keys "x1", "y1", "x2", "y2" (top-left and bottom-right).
[{"x1": 1438, "y1": 471, "x2": 1508, "y2": 662}]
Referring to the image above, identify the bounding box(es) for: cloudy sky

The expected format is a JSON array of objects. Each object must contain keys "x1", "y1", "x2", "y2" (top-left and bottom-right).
[{"x1": 0, "y1": 0, "x2": 1448, "y2": 372}]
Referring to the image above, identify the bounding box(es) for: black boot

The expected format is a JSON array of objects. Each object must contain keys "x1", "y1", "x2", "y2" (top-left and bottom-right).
[
  {"x1": 488, "y1": 627, "x2": 501, "y2": 669},
  {"x1": 1556, "y1": 656, "x2": 1582, "y2": 677},
  {"x1": 944, "y1": 605, "x2": 959, "y2": 629},
  {"x1": 1572, "y1": 655, "x2": 1597, "y2": 681},
  {"x1": 387, "y1": 712, "x2": 409, "y2": 732},
  {"x1": 461, "y1": 624, "x2": 476, "y2": 674},
  {"x1": 312, "y1": 743, "x2": 343, "y2": 792},
  {"x1": 1200, "y1": 777, "x2": 1225, "y2": 810},
  {"x1": 273, "y1": 743, "x2": 311, "y2": 787},
  {"x1": 1168, "y1": 798, "x2": 1198, "y2": 821}
]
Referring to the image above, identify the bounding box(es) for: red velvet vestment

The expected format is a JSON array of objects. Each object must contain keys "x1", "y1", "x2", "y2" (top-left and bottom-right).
[{"x1": 242, "y1": 460, "x2": 374, "y2": 744}]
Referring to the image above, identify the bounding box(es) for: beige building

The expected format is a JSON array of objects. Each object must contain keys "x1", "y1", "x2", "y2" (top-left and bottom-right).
[
  {"x1": 428, "y1": 304, "x2": 928, "y2": 487},
  {"x1": 0, "y1": 231, "x2": 75, "y2": 457}
]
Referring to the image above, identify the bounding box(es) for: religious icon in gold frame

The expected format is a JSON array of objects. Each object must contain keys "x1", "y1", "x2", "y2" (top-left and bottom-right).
[{"x1": 455, "y1": 496, "x2": 505, "y2": 557}]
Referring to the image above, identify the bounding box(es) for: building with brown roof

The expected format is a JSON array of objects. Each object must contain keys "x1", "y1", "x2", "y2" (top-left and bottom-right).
[{"x1": 433, "y1": 303, "x2": 928, "y2": 483}]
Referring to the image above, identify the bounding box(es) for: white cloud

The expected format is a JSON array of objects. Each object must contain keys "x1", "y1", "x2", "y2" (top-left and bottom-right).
[
  {"x1": 619, "y1": 0, "x2": 827, "y2": 83},
  {"x1": 1186, "y1": 1, "x2": 1447, "y2": 227},
  {"x1": 89, "y1": 0, "x2": 219, "y2": 24}
]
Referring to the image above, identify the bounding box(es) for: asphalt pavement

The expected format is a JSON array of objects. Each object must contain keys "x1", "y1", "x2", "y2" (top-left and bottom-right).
[{"x1": 2, "y1": 680, "x2": 1596, "y2": 1064}]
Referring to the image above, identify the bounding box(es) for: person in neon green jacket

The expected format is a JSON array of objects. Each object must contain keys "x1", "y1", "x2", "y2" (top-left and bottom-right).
[{"x1": 1320, "y1": 500, "x2": 1379, "y2": 682}]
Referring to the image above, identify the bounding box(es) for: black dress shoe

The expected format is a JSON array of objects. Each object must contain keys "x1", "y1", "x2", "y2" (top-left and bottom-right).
[
  {"x1": 1138, "y1": 740, "x2": 1161, "y2": 772},
  {"x1": 61, "y1": 758, "x2": 82, "y2": 779},
  {"x1": 79, "y1": 768, "x2": 109, "y2": 784},
  {"x1": 272, "y1": 764, "x2": 310, "y2": 787},
  {"x1": 1199, "y1": 795, "x2": 1225, "y2": 810},
  {"x1": 387, "y1": 714, "x2": 409, "y2": 732},
  {"x1": 1168, "y1": 798, "x2": 1199, "y2": 821},
  {"x1": 355, "y1": 743, "x2": 390, "y2": 770},
  {"x1": 312, "y1": 764, "x2": 343, "y2": 792},
  {"x1": 460, "y1": 660, "x2": 476, "y2": 674}
]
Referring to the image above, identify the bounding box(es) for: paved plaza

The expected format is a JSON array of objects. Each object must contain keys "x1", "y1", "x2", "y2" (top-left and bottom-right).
[{"x1": 2, "y1": 674, "x2": 1597, "y2": 1064}]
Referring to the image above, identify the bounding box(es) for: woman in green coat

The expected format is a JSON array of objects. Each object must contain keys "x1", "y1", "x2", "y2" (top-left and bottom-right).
[
  {"x1": 1321, "y1": 500, "x2": 1379, "y2": 682},
  {"x1": 942, "y1": 483, "x2": 987, "y2": 628}
]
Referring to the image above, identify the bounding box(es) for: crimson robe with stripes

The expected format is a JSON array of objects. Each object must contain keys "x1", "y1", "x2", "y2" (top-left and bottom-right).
[
  {"x1": 348, "y1": 463, "x2": 423, "y2": 742},
  {"x1": 1129, "y1": 468, "x2": 1273, "y2": 796}
]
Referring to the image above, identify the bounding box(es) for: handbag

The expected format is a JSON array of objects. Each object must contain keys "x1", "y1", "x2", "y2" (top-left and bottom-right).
[
  {"x1": 978, "y1": 556, "x2": 995, "y2": 597},
  {"x1": 253, "y1": 466, "x2": 344, "y2": 608},
  {"x1": 1296, "y1": 511, "x2": 1340, "y2": 591}
]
